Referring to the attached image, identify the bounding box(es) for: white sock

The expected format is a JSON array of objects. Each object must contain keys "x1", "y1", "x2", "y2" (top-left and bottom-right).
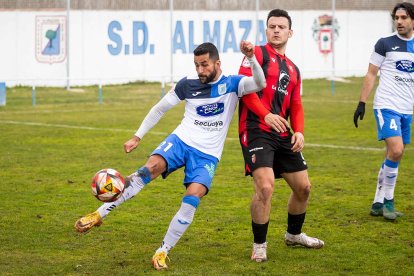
[
  {"x1": 383, "y1": 159, "x2": 399, "y2": 200},
  {"x1": 373, "y1": 162, "x2": 385, "y2": 204},
  {"x1": 157, "y1": 196, "x2": 200, "y2": 254},
  {"x1": 97, "y1": 173, "x2": 146, "y2": 218}
]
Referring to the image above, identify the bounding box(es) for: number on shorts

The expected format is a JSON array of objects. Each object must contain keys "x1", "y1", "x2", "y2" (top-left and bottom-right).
[
  {"x1": 156, "y1": 141, "x2": 173, "y2": 152},
  {"x1": 389, "y1": 119, "x2": 398, "y2": 130}
]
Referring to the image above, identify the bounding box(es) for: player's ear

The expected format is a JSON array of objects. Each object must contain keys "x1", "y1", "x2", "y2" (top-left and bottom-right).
[
  {"x1": 215, "y1": 59, "x2": 221, "y2": 67},
  {"x1": 288, "y1": 29, "x2": 293, "y2": 38}
]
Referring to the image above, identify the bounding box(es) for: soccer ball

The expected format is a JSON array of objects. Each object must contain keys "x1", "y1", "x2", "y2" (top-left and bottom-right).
[{"x1": 91, "y1": 168, "x2": 125, "y2": 202}]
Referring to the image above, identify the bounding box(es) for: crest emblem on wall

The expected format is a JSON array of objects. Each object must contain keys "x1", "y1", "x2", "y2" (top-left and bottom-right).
[
  {"x1": 312, "y1": 15, "x2": 340, "y2": 55},
  {"x1": 35, "y1": 16, "x2": 67, "y2": 63}
]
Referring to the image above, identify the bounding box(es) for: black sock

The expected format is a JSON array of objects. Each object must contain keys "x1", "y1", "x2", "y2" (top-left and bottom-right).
[
  {"x1": 252, "y1": 221, "x2": 269, "y2": 244},
  {"x1": 287, "y1": 212, "x2": 306, "y2": 235}
]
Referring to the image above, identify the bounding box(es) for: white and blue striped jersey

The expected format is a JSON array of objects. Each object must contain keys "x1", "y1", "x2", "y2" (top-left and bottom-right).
[
  {"x1": 170, "y1": 73, "x2": 245, "y2": 159},
  {"x1": 370, "y1": 33, "x2": 414, "y2": 114}
]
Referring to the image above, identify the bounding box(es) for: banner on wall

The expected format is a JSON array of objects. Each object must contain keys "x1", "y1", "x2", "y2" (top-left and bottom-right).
[{"x1": 35, "y1": 15, "x2": 67, "y2": 63}]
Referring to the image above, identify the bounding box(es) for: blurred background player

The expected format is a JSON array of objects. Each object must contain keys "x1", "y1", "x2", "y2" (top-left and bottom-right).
[
  {"x1": 353, "y1": 2, "x2": 414, "y2": 220},
  {"x1": 238, "y1": 9, "x2": 324, "y2": 262},
  {"x1": 74, "y1": 41, "x2": 266, "y2": 270}
]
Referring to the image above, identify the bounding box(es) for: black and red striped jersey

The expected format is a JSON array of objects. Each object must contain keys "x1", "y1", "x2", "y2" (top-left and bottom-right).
[{"x1": 238, "y1": 43, "x2": 304, "y2": 137}]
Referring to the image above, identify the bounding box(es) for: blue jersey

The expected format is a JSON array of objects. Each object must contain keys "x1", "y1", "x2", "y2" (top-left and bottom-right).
[
  {"x1": 370, "y1": 33, "x2": 414, "y2": 114},
  {"x1": 170, "y1": 73, "x2": 244, "y2": 160}
]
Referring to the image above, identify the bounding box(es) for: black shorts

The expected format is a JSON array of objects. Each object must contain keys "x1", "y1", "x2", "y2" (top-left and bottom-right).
[{"x1": 239, "y1": 130, "x2": 308, "y2": 178}]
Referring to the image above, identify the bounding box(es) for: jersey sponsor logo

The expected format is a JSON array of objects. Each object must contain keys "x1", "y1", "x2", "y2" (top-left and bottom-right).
[
  {"x1": 396, "y1": 60, "x2": 414, "y2": 73},
  {"x1": 196, "y1": 102, "x2": 224, "y2": 116},
  {"x1": 194, "y1": 120, "x2": 223, "y2": 127},
  {"x1": 394, "y1": 75, "x2": 414, "y2": 86},
  {"x1": 277, "y1": 70, "x2": 290, "y2": 95}
]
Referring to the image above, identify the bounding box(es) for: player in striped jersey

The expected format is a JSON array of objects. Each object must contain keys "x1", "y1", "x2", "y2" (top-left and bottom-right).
[
  {"x1": 354, "y1": 2, "x2": 414, "y2": 220},
  {"x1": 75, "y1": 41, "x2": 266, "y2": 270},
  {"x1": 238, "y1": 9, "x2": 324, "y2": 263}
]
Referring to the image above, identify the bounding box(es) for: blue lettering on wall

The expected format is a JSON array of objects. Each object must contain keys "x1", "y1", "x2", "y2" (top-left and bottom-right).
[
  {"x1": 107, "y1": 21, "x2": 123, "y2": 55},
  {"x1": 107, "y1": 20, "x2": 154, "y2": 55},
  {"x1": 188, "y1": 21, "x2": 197, "y2": 53},
  {"x1": 107, "y1": 19, "x2": 266, "y2": 55},
  {"x1": 203, "y1": 21, "x2": 220, "y2": 50},
  {"x1": 257, "y1": 20, "x2": 266, "y2": 45},
  {"x1": 223, "y1": 21, "x2": 237, "y2": 53},
  {"x1": 172, "y1": 20, "x2": 266, "y2": 53},
  {"x1": 133, "y1": 21, "x2": 148, "y2": 54},
  {"x1": 239, "y1": 20, "x2": 251, "y2": 43},
  {"x1": 173, "y1": 21, "x2": 186, "y2": 53}
]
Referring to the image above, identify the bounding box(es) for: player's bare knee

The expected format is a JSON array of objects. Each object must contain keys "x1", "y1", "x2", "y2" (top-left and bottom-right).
[
  {"x1": 303, "y1": 183, "x2": 311, "y2": 198},
  {"x1": 257, "y1": 184, "x2": 274, "y2": 202},
  {"x1": 144, "y1": 155, "x2": 167, "y2": 176},
  {"x1": 295, "y1": 183, "x2": 311, "y2": 202},
  {"x1": 388, "y1": 147, "x2": 404, "y2": 161}
]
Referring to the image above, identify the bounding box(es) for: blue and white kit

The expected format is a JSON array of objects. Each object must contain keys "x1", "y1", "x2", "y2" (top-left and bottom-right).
[
  {"x1": 370, "y1": 32, "x2": 414, "y2": 114},
  {"x1": 370, "y1": 32, "x2": 414, "y2": 143},
  {"x1": 134, "y1": 56, "x2": 265, "y2": 188}
]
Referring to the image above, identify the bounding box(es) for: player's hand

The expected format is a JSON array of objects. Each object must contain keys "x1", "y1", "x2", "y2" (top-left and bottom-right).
[
  {"x1": 264, "y1": 113, "x2": 290, "y2": 133},
  {"x1": 124, "y1": 136, "x2": 141, "y2": 153},
  {"x1": 291, "y1": 132, "x2": 304, "y2": 152},
  {"x1": 353, "y1": 101, "x2": 365, "y2": 128},
  {"x1": 240, "y1": 41, "x2": 254, "y2": 58}
]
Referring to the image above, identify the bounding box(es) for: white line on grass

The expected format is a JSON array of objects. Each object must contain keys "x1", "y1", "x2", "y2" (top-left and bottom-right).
[
  {"x1": 0, "y1": 120, "x2": 168, "y2": 135},
  {"x1": 1, "y1": 120, "x2": 408, "y2": 152}
]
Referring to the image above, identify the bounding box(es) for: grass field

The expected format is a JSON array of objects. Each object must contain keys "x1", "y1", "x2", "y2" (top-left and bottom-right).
[{"x1": 0, "y1": 79, "x2": 413, "y2": 275}]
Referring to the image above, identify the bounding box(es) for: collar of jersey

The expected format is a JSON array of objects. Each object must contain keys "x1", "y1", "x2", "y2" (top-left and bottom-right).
[
  {"x1": 265, "y1": 43, "x2": 287, "y2": 60},
  {"x1": 208, "y1": 73, "x2": 224, "y2": 85}
]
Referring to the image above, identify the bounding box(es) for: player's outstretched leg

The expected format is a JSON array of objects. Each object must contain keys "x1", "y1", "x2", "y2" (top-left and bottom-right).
[{"x1": 75, "y1": 167, "x2": 150, "y2": 233}]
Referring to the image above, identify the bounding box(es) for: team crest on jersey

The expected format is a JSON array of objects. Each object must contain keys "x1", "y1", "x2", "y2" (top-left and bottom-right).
[
  {"x1": 218, "y1": 84, "x2": 226, "y2": 95},
  {"x1": 396, "y1": 60, "x2": 414, "y2": 73},
  {"x1": 196, "y1": 102, "x2": 224, "y2": 117},
  {"x1": 277, "y1": 70, "x2": 290, "y2": 95}
]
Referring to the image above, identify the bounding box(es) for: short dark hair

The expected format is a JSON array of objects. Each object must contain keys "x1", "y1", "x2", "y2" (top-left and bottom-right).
[
  {"x1": 193, "y1": 42, "x2": 219, "y2": 61},
  {"x1": 267, "y1": 9, "x2": 292, "y2": 29},
  {"x1": 391, "y1": 2, "x2": 414, "y2": 20}
]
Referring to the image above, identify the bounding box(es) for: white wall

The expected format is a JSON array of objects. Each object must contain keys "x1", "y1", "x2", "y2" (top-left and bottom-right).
[{"x1": 0, "y1": 10, "x2": 393, "y2": 86}]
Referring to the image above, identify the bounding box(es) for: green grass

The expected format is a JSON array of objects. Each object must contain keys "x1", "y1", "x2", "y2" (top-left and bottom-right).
[{"x1": 0, "y1": 79, "x2": 413, "y2": 275}]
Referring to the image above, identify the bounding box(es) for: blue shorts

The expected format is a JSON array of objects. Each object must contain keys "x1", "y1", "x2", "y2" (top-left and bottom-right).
[
  {"x1": 151, "y1": 134, "x2": 219, "y2": 191},
  {"x1": 374, "y1": 109, "x2": 412, "y2": 144}
]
